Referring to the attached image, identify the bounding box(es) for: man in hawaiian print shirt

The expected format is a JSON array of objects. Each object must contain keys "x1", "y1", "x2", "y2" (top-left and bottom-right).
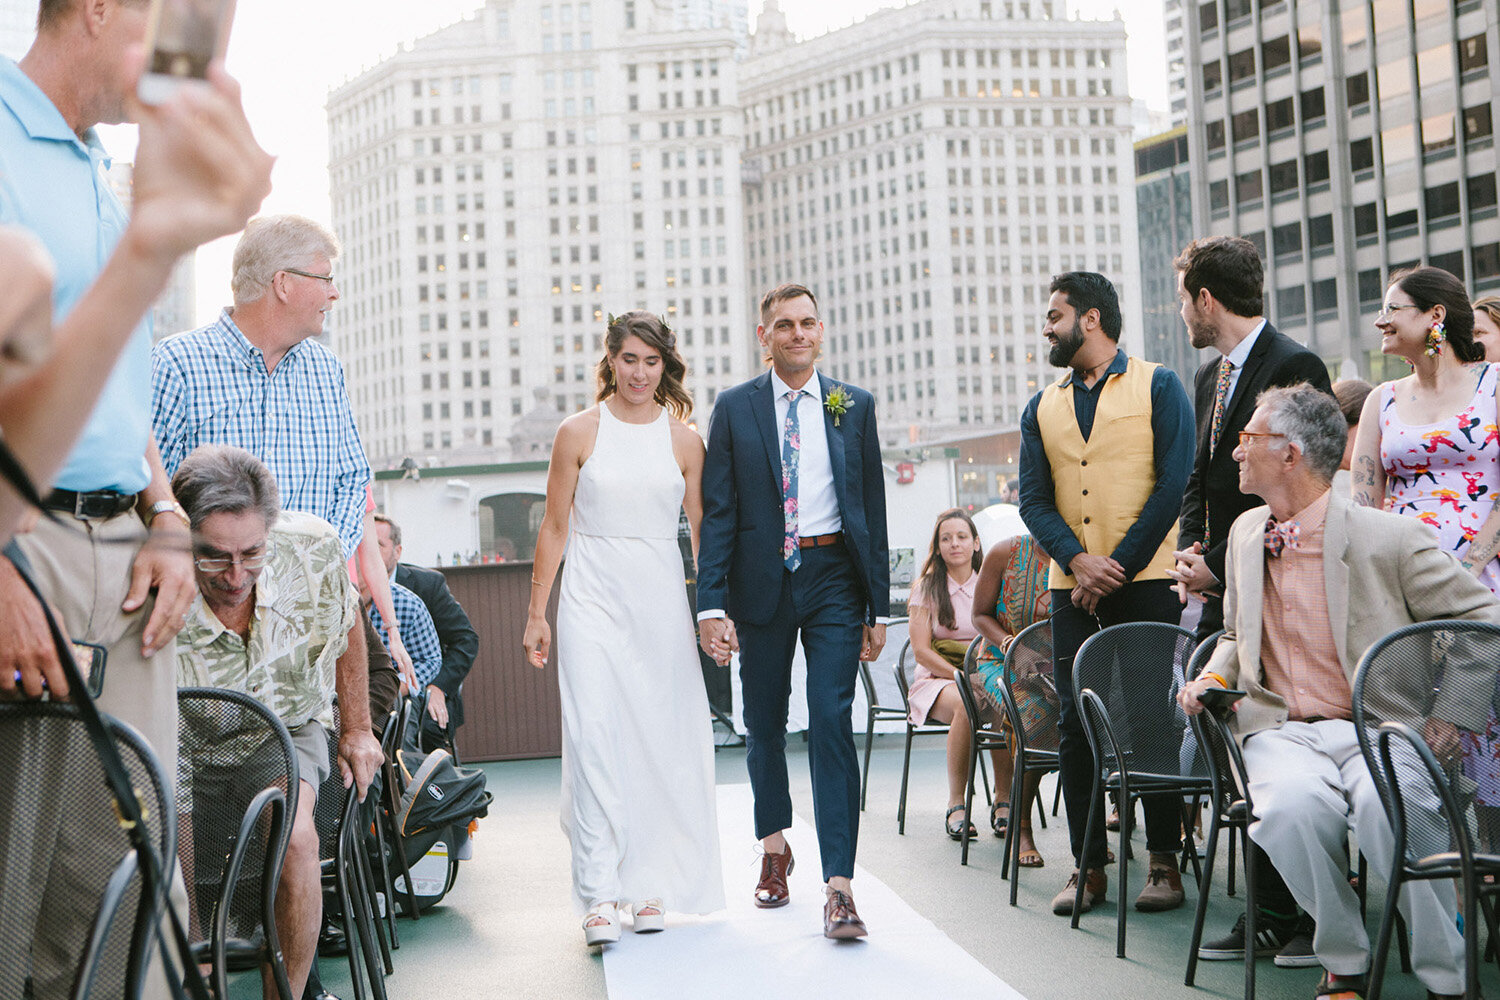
[{"x1": 172, "y1": 444, "x2": 383, "y2": 1000}]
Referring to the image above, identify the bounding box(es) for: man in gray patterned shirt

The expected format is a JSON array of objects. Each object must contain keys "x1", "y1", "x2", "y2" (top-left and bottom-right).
[{"x1": 172, "y1": 444, "x2": 382, "y2": 1000}]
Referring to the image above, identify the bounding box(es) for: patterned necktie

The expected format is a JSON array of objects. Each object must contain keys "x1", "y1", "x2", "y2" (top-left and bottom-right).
[
  {"x1": 781, "y1": 390, "x2": 802, "y2": 572},
  {"x1": 1209, "y1": 357, "x2": 1234, "y2": 455},
  {"x1": 1264, "y1": 516, "x2": 1302, "y2": 558}
]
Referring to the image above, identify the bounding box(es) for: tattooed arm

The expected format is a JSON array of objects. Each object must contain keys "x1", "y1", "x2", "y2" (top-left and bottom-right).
[{"x1": 1349, "y1": 387, "x2": 1386, "y2": 508}]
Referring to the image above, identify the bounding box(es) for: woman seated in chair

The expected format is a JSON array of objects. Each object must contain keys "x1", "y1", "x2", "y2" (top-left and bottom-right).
[
  {"x1": 971, "y1": 533, "x2": 1055, "y2": 868},
  {"x1": 906, "y1": 508, "x2": 991, "y2": 840}
]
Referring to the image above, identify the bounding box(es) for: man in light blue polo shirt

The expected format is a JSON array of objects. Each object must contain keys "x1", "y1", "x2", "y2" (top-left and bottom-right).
[{"x1": 0, "y1": 2, "x2": 273, "y2": 997}]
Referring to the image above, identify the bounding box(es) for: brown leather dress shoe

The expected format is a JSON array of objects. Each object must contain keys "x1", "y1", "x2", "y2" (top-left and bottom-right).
[
  {"x1": 755, "y1": 844, "x2": 794, "y2": 908},
  {"x1": 823, "y1": 888, "x2": 868, "y2": 940}
]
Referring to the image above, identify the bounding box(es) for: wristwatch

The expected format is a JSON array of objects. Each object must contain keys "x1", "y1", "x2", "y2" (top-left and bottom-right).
[{"x1": 146, "y1": 499, "x2": 191, "y2": 529}]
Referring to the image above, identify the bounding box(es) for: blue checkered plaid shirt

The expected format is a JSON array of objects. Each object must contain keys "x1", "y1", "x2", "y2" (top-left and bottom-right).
[
  {"x1": 368, "y1": 580, "x2": 444, "y2": 689},
  {"x1": 152, "y1": 310, "x2": 371, "y2": 557}
]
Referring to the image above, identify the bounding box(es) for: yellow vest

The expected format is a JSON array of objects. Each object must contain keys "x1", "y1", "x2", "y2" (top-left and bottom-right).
[{"x1": 1037, "y1": 356, "x2": 1179, "y2": 589}]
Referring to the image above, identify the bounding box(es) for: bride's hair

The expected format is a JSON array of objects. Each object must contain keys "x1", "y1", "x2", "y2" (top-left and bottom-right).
[{"x1": 595, "y1": 311, "x2": 694, "y2": 419}]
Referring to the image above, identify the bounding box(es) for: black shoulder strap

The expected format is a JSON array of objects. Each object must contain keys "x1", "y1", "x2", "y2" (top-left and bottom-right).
[{"x1": 2, "y1": 561, "x2": 209, "y2": 1000}]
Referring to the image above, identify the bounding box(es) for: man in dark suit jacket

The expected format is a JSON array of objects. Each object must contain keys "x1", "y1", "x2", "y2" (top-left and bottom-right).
[
  {"x1": 1170, "y1": 236, "x2": 1332, "y2": 641},
  {"x1": 698, "y1": 283, "x2": 890, "y2": 941},
  {"x1": 374, "y1": 514, "x2": 480, "y2": 733},
  {"x1": 1167, "y1": 236, "x2": 1332, "y2": 968}
]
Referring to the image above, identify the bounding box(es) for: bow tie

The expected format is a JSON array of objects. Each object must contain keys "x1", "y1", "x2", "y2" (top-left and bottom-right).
[{"x1": 1264, "y1": 516, "x2": 1302, "y2": 557}]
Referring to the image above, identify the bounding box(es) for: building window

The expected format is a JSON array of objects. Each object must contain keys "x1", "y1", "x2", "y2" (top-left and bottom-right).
[
  {"x1": 1474, "y1": 243, "x2": 1500, "y2": 281},
  {"x1": 1232, "y1": 108, "x2": 1260, "y2": 143},
  {"x1": 1346, "y1": 72, "x2": 1370, "y2": 108},
  {"x1": 1272, "y1": 222, "x2": 1302, "y2": 257},
  {"x1": 1430, "y1": 250, "x2": 1465, "y2": 282},
  {"x1": 1299, "y1": 87, "x2": 1325, "y2": 124},
  {"x1": 1277, "y1": 285, "x2": 1306, "y2": 318},
  {"x1": 1309, "y1": 214, "x2": 1334, "y2": 249},
  {"x1": 1262, "y1": 36, "x2": 1291, "y2": 73},
  {"x1": 1460, "y1": 34, "x2": 1488, "y2": 74},
  {"x1": 1465, "y1": 104, "x2": 1494, "y2": 146},
  {"x1": 1266, "y1": 97, "x2": 1294, "y2": 133},
  {"x1": 1350, "y1": 137, "x2": 1375, "y2": 172}
]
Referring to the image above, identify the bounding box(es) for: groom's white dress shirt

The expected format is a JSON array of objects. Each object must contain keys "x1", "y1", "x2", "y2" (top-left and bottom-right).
[{"x1": 771, "y1": 368, "x2": 841, "y2": 539}]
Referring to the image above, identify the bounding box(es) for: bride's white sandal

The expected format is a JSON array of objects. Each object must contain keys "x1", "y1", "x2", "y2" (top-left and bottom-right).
[
  {"x1": 583, "y1": 902, "x2": 621, "y2": 946},
  {"x1": 632, "y1": 898, "x2": 665, "y2": 934}
]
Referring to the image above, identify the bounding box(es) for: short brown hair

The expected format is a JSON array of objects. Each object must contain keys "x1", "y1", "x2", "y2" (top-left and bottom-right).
[
  {"x1": 1174, "y1": 236, "x2": 1264, "y2": 317},
  {"x1": 372, "y1": 512, "x2": 401, "y2": 547},
  {"x1": 759, "y1": 283, "x2": 818, "y2": 326},
  {"x1": 38, "y1": 0, "x2": 147, "y2": 31},
  {"x1": 1331, "y1": 379, "x2": 1372, "y2": 427}
]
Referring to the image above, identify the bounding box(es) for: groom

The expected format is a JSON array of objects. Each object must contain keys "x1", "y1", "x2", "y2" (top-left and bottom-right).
[{"x1": 698, "y1": 283, "x2": 890, "y2": 940}]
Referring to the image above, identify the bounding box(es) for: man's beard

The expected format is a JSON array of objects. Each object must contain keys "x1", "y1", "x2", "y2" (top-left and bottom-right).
[
  {"x1": 1048, "y1": 318, "x2": 1085, "y2": 367},
  {"x1": 1187, "y1": 316, "x2": 1218, "y2": 350}
]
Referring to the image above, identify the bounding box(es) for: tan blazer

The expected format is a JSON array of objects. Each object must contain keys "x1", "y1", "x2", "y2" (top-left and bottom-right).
[{"x1": 1204, "y1": 491, "x2": 1500, "y2": 739}]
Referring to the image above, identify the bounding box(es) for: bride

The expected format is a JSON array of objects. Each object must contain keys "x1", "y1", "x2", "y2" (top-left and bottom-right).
[{"x1": 524, "y1": 311, "x2": 727, "y2": 946}]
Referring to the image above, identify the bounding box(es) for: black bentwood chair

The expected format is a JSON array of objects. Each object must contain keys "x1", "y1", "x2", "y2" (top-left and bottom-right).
[
  {"x1": 177, "y1": 687, "x2": 297, "y2": 1000},
  {"x1": 892, "y1": 634, "x2": 991, "y2": 834},
  {"x1": 314, "y1": 702, "x2": 389, "y2": 1000},
  {"x1": 991, "y1": 620, "x2": 1061, "y2": 902},
  {"x1": 1073, "y1": 621, "x2": 1210, "y2": 958},
  {"x1": 1351, "y1": 620, "x2": 1500, "y2": 1000},
  {"x1": 954, "y1": 636, "x2": 1013, "y2": 866},
  {"x1": 857, "y1": 617, "x2": 909, "y2": 812},
  {"x1": 0, "y1": 702, "x2": 174, "y2": 1000}
]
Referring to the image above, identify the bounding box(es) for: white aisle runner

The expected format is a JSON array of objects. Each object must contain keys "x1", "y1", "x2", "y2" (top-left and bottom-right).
[{"x1": 602, "y1": 783, "x2": 1027, "y2": 1000}]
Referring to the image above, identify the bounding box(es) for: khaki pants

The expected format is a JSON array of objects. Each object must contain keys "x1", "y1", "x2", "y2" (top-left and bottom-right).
[{"x1": 1, "y1": 512, "x2": 184, "y2": 999}]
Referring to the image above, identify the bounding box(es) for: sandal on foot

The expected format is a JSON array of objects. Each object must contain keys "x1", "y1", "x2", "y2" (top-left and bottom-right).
[
  {"x1": 632, "y1": 898, "x2": 665, "y2": 934},
  {"x1": 1017, "y1": 831, "x2": 1044, "y2": 867},
  {"x1": 583, "y1": 902, "x2": 621, "y2": 946},
  {"x1": 990, "y1": 801, "x2": 1010, "y2": 837},
  {"x1": 945, "y1": 805, "x2": 978, "y2": 841}
]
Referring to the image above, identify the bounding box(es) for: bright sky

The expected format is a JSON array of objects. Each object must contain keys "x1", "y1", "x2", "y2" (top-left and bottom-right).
[{"x1": 101, "y1": 0, "x2": 1167, "y2": 327}]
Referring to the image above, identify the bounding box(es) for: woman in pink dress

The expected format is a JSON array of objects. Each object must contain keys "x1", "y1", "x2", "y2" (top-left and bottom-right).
[
  {"x1": 1351, "y1": 266, "x2": 1500, "y2": 844},
  {"x1": 906, "y1": 507, "x2": 988, "y2": 840}
]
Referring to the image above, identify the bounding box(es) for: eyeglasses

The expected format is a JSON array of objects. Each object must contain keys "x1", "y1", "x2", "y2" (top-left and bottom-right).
[
  {"x1": 281, "y1": 267, "x2": 335, "y2": 284},
  {"x1": 1237, "y1": 430, "x2": 1287, "y2": 448},
  {"x1": 193, "y1": 552, "x2": 268, "y2": 573},
  {"x1": 1376, "y1": 302, "x2": 1424, "y2": 321}
]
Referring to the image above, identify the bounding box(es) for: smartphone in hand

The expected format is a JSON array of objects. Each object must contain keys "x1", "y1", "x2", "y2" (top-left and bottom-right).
[
  {"x1": 1197, "y1": 686, "x2": 1246, "y2": 717},
  {"x1": 137, "y1": 0, "x2": 236, "y2": 105}
]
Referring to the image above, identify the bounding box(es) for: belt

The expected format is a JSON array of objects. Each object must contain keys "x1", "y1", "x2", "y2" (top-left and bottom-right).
[
  {"x1": 798, "y1": 532, "x2": 843, "y2": 550},
  {"x1": 43, "y1": 488, "x2": 138, "y2": 521}
]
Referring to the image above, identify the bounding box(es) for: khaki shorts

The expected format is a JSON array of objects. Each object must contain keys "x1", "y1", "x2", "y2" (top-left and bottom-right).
[{"x1": 288, "y1": 719, "x2": 332, "y2": 797}]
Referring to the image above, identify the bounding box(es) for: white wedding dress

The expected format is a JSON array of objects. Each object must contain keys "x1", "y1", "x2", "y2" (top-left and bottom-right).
[{"x1": 557, "y1": 402, "x2": 725, "y2": 915}]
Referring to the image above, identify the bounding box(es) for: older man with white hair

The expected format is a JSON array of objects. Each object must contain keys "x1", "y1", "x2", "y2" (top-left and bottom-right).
[
  {"x1": 151, "y1": 214, "x2": 369, "y2": 557},
  {"x1": 1181, "y1": 383, "x2": 1500, "y2": 1000}
]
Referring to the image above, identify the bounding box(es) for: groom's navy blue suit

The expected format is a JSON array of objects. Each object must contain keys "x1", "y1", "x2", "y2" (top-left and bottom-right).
[{"x1": 698, "y1": 368, "x2": 889, "y2": 881}]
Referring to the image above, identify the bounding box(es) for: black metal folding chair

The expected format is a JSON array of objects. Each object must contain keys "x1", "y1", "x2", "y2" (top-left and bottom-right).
[
  {"x1": 893, "y1": 636, "x2": 990, "y2": 834},
  {"x1": 856, "y1": 617, "x2": 909, "y2": 811},
  {"x1": 177, "y1": 688, "x2": 297, "y2": 1000},
  {"x1": 1073, "y1": 621, "x2": 1209, "y2": 957},
  {"x1": 954, "y1": 636, "x2": 1011, "y2": 865},
  {"x1": 0, "y1": 702, "x2": 174, "y2": 1000},
  {"x1": 1352, "y1": 620, "x2": 1500, "y2": 1000},
  {"x1": 313, "y1": 703, "x2": 389, "y2": 1000},
  {"x1": 986, "y1": 620, "x2": 1061, "y2": 900}
]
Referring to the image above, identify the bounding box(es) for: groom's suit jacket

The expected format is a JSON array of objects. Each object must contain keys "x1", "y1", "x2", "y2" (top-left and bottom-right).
[
  {"x1": 698, "y1": 369, "x2": 890, "y2": 628},
  {"x1": 1203, "y1": 492, "x2": 1500, "y2": 740}
]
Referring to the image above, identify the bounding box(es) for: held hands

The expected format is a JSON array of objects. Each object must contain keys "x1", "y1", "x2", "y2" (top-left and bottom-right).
[
  {"x1": 523, "y1": 615, "x2": 551, "y2": 669},
  {"x1": 1423, "y1": 717, "x2": 1462, "y2": 762},
  {"x1": 860, "y1": 623, "x2": 887, "y2": 662},
  {"x1": 1068, "y1": 553, "x2": 1125, "y2": 613},
  {"x1": 699, "y1": 617, "x2": 739, "y2": 666},
  {"x1": 1167, "y1": 543, "x2": 1218, "y2": 605}
]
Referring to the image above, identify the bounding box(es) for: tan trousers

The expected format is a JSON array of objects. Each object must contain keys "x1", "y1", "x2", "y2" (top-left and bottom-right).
[{"x1": 2, "y1": 512, "x2": 183, "y2": 999}]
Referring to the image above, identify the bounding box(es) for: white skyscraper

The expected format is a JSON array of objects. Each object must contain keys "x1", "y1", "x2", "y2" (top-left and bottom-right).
[
  {"x1": 328, "y1": 0, "x2": 749, "y2": 468},
  {"x1": 742, "y1": 0, "x2": 1140, "y2": 443}
]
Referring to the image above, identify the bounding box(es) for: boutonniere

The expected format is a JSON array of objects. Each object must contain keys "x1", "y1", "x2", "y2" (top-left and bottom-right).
[{"x1": 824, "y1": 384, "x2": 853, "y2": 426}]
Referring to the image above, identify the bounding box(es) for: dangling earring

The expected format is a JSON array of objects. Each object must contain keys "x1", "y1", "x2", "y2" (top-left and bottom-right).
[{"x1": 1425, "y1": 319, "x2": 1446, "y2": 357}]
